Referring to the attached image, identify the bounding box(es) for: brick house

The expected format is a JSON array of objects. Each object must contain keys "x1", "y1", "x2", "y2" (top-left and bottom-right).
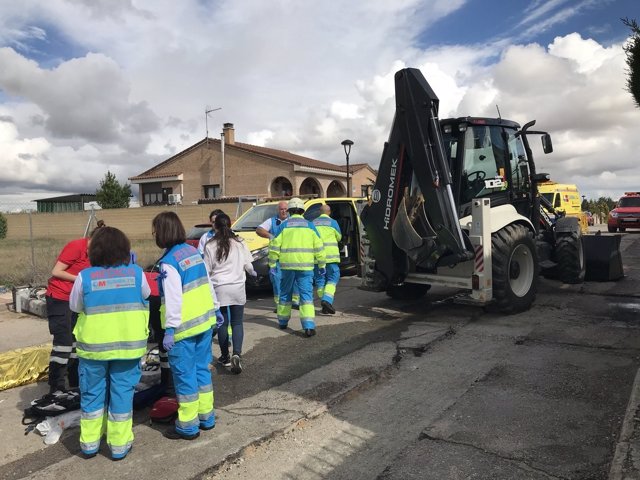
[{"x1": 129, "y1": 123, "x2": 377, "y2": 206}]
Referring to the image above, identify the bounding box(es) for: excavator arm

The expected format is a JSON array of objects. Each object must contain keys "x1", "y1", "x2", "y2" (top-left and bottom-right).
[{"x1": 361, "y1": 68, "x2": 473, "y2": 290}]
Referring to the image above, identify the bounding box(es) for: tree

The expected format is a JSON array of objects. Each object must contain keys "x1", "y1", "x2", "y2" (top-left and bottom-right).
[
  {"x1": 96, "y1": 171, "x2": 131, "y2": 209},
  {"x1": 0, "y1": 212, "x2": 6, "y2": 239},
  {"x1": 623, "y1": 17, "x2": 640, "y2": 108},
  {"x1": 581, "y1": 197, "x2": 589, "y2": 211}
]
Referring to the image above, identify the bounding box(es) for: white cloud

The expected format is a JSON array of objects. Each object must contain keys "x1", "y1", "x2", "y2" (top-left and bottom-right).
[
  {"x1": 0, "y1": 0, "x2": 637, "y2": 205},
  {"x1": 246, "y1": 129, "x2": 274, "y2": 147}
]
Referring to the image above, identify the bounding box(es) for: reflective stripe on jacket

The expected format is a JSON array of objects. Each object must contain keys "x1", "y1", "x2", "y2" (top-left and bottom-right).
[
  {"x1": 159, "y1": 243, "x2": 215, "y2": 341},
  {"x1": 74, "y1": 265, "x2": 149, "y2": 360},
  {"x1": 268, "y1": 215, "x2": 326, "y2": 271},
  {"x1": 313, "y1": 214, "x2": 342, "y2": 264}
]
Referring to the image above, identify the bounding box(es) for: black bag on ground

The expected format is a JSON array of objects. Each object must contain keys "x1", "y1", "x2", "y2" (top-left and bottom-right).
[{"x1": 22, "y1": 389, "x2": 81, "y2": 426}]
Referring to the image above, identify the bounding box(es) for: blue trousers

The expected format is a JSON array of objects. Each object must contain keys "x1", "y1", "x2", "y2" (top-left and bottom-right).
[
  {"x1": 314, "y1": 263, "x2": 341, "y2": 303},
  {"x1": 79, "y1": 358, "x2": 141, "y2": 458},
  {"x1": 270, "y1": 262, "x2": 281, "y2": 304},
  {"x1": 278, "y1": 269, "x2": 315, "y2": 330},
  {"x1": 271, "y1": 263, "x2": 300, "y2": 306},
  {"x1": 218, "y1": 305, "x2": 244, "y2": 357},
  {"x1": 168, "y1": 328, "x2": 215, "y2": 434}
]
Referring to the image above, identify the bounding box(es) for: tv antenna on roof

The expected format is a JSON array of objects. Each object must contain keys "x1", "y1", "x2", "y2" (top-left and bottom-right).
[{"x1": 205, "y1": 106, "x2": 222, "y2": 140}]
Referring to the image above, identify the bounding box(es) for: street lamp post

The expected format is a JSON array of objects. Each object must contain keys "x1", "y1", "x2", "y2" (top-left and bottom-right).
[{"x1": 341, "y1": 139, "x2": 354, "y2": 197}]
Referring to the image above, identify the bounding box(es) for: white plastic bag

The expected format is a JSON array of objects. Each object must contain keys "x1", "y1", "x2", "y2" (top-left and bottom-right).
[{"x1": 35, "y1": 410, "x2": 81, "y2": 445}]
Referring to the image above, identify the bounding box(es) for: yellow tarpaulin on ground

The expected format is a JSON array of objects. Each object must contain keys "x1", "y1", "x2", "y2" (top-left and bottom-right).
[{"x1": 0, "y1": 344, "x2": 50, "y2": 391}]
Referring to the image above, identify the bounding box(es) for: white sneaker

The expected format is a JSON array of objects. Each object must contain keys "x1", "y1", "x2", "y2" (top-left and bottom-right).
[{"x1": 230, "y1": 354, "x2": 242, "y2": 374}]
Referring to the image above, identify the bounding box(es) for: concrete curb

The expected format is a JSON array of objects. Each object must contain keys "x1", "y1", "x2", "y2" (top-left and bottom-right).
[
  {"x1": 200, "y1": 324, "x2": 454, "y2": 479},
  {"x1": 609, "y1": 365, "x2": 640, "y2": 480}
]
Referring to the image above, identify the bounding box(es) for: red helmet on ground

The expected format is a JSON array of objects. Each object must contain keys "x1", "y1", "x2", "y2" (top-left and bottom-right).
[{"x1": 149, "y1": 396, "x2": 178, "y2": 423}]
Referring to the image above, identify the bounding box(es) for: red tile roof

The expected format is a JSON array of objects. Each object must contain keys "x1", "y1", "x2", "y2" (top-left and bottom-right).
[
  {"x1": 129, "y1": 171, "x2": 182, "y2": 181},
  {"x1": 130, "y1": 138, "x2": 354, "y2": 180}
]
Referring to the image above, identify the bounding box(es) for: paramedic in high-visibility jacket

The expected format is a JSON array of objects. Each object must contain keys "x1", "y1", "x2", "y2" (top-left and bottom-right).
[
  {"x1": 268, "y1": 197, "x2": 325, "y2": 337},
  {"x1": 313, "y1": 204, "x2": 342, "y2": 314},
  {"x1": 70, "y1": 227, "x2": 150, "y2": 460},
  {"x1": 152, "y1": 211, "x2": 221, "y2": 441}
]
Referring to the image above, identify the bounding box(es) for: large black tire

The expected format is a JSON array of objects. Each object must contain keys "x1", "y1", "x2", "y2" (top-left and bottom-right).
[
  {"x1": 491, "y1": 224, "x2": 538, "y2": 314},
  {"x1": 608, "y1": 226, "x2": 617, "y2": 233},
  {"x1": 386, "y1": 283, "x2": 430, "y2": 300},
  {"x1": 556, "y1": 232, "x2": 585, "y2": 284}
]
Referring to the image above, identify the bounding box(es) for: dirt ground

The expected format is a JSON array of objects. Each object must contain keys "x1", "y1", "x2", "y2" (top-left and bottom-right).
[{"x1": 0, "y1": 289, "x2": 50, "y2": 351}]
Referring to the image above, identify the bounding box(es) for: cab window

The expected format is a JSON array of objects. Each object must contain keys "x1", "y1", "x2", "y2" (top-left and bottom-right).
[
  {"x1": 619, "y1": 196, "x2": 640, "y2": 207},
  {"x1": 507, "y1": 131, "x2": 529, "y2": 195},
  {"x1": 303, "y1": 203, "x2": 323, "y2": 221},
  {"x1": 460, "y1": 125, "x2": 508, "y2": 204},
  {"x1": 232, "y1": 204, "x2": 278, "y2": 230}
]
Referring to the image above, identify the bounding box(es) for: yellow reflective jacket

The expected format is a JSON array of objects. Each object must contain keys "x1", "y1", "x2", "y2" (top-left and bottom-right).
[
  {"x1": 159, "y1": 244, "x2": 215, "y2": 341},
  {"x1": 312, "y1": 214, "x2": 342, "y2": 264},
  {"x1": 74, "y1": 265, "x2": 149, "y2": 361},
  {"x1": 268, "y1": 215, "x2": 326, "y2": 270}
]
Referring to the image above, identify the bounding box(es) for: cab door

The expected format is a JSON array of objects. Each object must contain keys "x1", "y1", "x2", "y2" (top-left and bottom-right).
[
  {"x1": 303, "y1": 199, "x2": 363, "y2": 276},
  {"x1": 327, "y1": 200, "x2": 361, "y2": 276}
]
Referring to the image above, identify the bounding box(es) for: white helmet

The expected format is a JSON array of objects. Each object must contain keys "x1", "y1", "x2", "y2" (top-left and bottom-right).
[{"x1": 287, "y1": 197, "x2": 305, "y2": 211}]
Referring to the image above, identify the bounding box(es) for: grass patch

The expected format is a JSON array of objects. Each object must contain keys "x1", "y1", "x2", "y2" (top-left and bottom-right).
[{"x1": 0, "y1": 238, "x2": 164, "y2": 287}]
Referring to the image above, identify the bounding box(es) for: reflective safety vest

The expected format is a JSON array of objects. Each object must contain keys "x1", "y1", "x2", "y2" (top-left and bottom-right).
[
  {"x1": 270, "y1": 216, "x2": 286, "y2": 237},
  {"x1": 74, "y1": 265, "x2": 149, "y2": 360},
  {"x1": 268, "y1": 215, "x2": 326, "y2": 271},
  {"x1": 159, "y1": 243, "x2": 215, "y2": 341},
  {"x1": 312, "y1": 214, "x2": 342, "y2": 264}
]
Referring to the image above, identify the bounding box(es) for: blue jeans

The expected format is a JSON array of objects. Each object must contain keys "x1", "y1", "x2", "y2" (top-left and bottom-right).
[{"x1": 218, "y1": 305, "x2": 245, "y2": 357}]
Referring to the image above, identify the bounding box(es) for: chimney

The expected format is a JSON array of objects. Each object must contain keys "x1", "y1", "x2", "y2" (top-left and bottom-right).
[{"x1": 222, "y1": 123, "x2": 235, "y2": 145}]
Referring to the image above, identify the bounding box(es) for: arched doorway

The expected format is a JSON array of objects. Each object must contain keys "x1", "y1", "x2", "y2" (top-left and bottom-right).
[
  {"x1": 326, "y1": 180, "x2": 346, "y2": 197},
  {"x1": 299, "y1": 177, "x2": 322, "y2": 197},
  {"x1": 270, "y1": 177, "x2": 293, "y2": 197}
]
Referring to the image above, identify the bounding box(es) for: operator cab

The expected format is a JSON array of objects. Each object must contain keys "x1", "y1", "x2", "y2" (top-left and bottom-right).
[{"x1": 441, "y1": 117, "x2": 532, "y2": 220}]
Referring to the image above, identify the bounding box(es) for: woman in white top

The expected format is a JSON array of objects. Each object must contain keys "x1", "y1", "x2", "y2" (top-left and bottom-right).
[{"x1": 203, "y1": 213, "x2": 256, "y2": 374}]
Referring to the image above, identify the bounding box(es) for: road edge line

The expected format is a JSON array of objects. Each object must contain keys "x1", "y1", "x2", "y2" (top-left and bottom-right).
[{"x1": 609, "y1": 365, "x2": 640, "y2": 480}]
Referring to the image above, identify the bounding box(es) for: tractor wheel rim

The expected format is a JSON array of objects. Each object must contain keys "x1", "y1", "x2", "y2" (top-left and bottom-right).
[{"x1": 509, "y1": 244, "x2": 534, "y2": 297}]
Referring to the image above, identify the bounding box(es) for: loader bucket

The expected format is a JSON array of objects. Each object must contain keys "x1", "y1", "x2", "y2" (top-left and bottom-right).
[{"x1": 583, "y1": 234, "x2": 624, "y2": 281}]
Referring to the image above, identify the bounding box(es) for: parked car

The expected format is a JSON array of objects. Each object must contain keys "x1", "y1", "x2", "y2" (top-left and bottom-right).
[
  {"x1": 584, "y1": 211, "x2": 594, "y2": 226},
  {"x1": 232, "y1": 197, "x2": 367, "y2": 290},
  {"x1": 186, "y1": 223, "x2": 212, "y2": 249},
  {"x1": 608, "y1": 192, "x2": 640, "y2": 232}
]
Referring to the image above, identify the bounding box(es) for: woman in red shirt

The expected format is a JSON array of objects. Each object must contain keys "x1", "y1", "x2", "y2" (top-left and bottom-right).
[{"x1": 45, "y1": 231, "x2": 95, "y2": 394}]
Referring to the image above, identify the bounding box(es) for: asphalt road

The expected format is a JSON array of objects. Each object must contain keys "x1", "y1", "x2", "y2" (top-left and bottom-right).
[{"x1": 0, "y1": 230, "x2": 638, "y2": 480}]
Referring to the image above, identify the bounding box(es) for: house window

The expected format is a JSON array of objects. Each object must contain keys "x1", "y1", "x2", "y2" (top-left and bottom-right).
[
  {"x1": 143, "y1": 183, "x2": 165, "y2": 206},
  {"x1": 144, "y1": 192, "x2": 163, "y2": 205},
  {"x1": 204, "y1": 184, "x2": 221, "y2": 199}
]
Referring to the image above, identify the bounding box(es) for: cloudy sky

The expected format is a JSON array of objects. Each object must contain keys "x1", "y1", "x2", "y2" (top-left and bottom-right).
[{"x1": 0, "y1": 0, "x2": 638, "y2": 208}]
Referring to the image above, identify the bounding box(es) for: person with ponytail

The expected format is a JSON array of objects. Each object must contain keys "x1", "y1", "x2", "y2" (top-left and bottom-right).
[{"x1": 203, "y1": 213, "x2": 256, "y2": 374}]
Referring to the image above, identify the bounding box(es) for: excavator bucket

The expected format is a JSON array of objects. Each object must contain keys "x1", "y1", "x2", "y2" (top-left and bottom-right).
[
  {"x1": 361, "y1": 68, "x2": 472, "y2": 288},
  {"x1": 583, "y1": 234, "x2": 624, "y2": 281}
]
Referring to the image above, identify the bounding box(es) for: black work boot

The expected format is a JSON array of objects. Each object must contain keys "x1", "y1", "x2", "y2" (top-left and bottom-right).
[{"x1": 321, "y1": 300, "x2": 335, "y2": 315}]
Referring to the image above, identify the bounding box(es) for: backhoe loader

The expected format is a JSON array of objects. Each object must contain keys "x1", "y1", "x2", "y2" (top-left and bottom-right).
[{"x1": 360, "y1": 68, "x2": 585, "y2": 313}]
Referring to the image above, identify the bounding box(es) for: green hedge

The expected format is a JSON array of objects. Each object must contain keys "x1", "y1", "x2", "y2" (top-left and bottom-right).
[{"x1": 0, "y1": 213, "x2": 6, "y2": 239}]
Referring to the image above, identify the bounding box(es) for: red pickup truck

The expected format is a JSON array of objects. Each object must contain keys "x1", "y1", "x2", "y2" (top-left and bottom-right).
[{"x1": 608, "y1": 192, "x2": 640, "y2": 232}]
